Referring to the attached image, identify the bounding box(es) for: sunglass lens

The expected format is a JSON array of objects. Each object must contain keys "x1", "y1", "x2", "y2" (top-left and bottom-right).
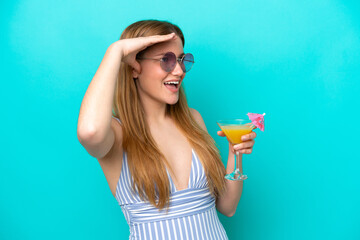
[
  {"x1": 183, "y1": 53, "x2": 194, "y2": 72},
  {"x1": 160, "y1": 52, "x2": 176, "y2": 72}
]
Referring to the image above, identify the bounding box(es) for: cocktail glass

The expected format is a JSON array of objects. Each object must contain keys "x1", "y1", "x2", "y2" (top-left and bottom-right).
[{"x1": 217, "y1": 119, "x2": 255, "y2": 181}]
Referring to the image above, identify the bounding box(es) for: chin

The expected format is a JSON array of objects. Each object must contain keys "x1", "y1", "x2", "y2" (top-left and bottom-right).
[{"x1": 166, "y1": 97, "x2": 179, "y2": 105}]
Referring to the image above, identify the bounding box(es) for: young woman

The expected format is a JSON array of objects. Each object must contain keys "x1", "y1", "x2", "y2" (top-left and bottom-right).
[{"x1": 77, "y1": 19, "x2": 257, "y2": 239}]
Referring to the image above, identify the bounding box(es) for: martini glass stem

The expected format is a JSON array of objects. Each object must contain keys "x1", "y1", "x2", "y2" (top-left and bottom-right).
[
  {"x1": 235, "y1": 151, "x2": 242, "y2": 175},
  {"x1": 235, "y1": 150, "x2": 239, "y2": 172},
  {"x1": 235, "y1": 150, "x2": 247, "y2": 180}
]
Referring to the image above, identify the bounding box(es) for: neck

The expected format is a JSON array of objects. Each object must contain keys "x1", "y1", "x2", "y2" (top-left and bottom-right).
[{"x1": 139, "y1": 94, "x2": 169, "y2": 127}]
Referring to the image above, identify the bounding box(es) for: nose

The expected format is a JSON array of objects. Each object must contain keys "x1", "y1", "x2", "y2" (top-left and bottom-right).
[{"x1": 171, "y1": 59, "x2": 184, "y2": 76}]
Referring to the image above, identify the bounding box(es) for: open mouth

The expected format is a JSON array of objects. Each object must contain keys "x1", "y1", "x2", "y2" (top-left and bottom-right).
[{"x1": 164, "y1": 81, "x2": 180, "y2": 91}]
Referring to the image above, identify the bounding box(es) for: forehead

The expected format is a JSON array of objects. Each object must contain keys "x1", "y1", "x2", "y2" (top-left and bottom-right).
[{"x1": 144, "y1": 37, "x2": 184, "y2": 57}]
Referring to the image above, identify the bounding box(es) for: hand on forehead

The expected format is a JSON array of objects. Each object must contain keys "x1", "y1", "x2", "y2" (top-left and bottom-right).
[{"x1": 145, "y1": 37, "x2": 184, "y2": 57}]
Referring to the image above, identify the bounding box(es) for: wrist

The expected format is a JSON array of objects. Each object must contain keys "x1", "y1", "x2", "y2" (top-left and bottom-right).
[{"x1": 108, "y1": 41, "x2": 124, "y2": 59}]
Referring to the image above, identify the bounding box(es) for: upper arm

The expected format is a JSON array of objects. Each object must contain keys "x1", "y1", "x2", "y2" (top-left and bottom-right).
[
  {"x1": 190, "y1": 108, "x2": 208, "y2": 132},
  {"x1": 78, "y1": 117, "x2": 123, "y2": 159}
]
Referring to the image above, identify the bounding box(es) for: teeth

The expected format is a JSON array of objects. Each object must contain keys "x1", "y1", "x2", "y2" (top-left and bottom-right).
[{"x1": 164, "y1": 81, "x2": 179, "y2": 85}]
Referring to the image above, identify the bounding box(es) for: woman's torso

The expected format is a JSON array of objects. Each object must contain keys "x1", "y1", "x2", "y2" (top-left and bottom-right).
[
  {"x1": 98, "y1": 116, "x2": 195, "y2": 198},
  {"x1": 96, "y1": 116, "x2": 228, "y2": 240}
]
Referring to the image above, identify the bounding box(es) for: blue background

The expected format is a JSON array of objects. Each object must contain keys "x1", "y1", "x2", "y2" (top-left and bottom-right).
[{"x1": 1, "y1": 0, "x2": 359, "y2": 239}]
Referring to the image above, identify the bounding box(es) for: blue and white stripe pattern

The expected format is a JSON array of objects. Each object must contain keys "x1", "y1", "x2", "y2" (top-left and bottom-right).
[{"x1": 112, "y1": 116, "x2": 228, "y2": 239}]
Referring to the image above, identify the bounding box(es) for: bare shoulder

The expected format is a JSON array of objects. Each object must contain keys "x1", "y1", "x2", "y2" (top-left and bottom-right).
[{"x1": 189, "y1": 108, "x2": 208, "y2": 132}]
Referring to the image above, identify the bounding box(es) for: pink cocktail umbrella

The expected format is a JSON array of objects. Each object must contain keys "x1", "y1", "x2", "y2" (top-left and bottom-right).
[{"x1": 247, "y1": 113, "x2": 265, "y2": 131}]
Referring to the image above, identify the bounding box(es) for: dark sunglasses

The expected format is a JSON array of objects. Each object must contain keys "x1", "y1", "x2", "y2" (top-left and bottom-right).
[{"x1": 137, "y1": 52, "x2": 195, "y2": 73}]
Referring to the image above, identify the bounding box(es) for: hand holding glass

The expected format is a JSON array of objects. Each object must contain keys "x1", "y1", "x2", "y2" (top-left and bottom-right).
[{"x1": 217, "y1": 119, "x2": 255, "y2": 181}]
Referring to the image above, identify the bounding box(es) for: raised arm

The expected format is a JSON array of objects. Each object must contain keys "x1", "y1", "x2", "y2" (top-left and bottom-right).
[
  {"x1": 77, "y1": 42, "x2": 123, "y2": 158},
  {"x1": 77, "y1": 33, "x2": 177, "y2": 159}
]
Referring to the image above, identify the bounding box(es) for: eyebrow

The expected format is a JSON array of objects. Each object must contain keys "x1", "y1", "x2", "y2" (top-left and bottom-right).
[{"x1": 154, "y1": 52, "x2": 185, "y2": 57}]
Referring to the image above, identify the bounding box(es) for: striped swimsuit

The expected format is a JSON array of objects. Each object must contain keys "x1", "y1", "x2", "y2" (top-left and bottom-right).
[{"x1": 112, "y1": 117, "x2": 228, "y2": 240}]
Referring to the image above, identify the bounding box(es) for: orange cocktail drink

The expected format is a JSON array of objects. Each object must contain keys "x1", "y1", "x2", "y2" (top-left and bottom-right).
[{"x1": 220, "y1": 124, "x2": 253, "y2": 144}]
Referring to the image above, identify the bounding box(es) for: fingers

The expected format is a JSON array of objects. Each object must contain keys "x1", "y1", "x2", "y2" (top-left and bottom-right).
[
  {"x1": 233, "y1": 138, "x2": 255, "y2": 154},
  {"x1": 217, "y1": 130, "x2": 226, "y2": 137},
  {"x1": 234, "y1": 140, "x2": 255, "y2": 150},
  {"x1": 237, "y1": 148, "x2": 253, "y2": 154},
  {"x1": 241, "y1": 131, "x2": 256, "y2": 142},
  {"x1": 121, "y1": 33, "x2": 176, "y2": 59},
  {"x1": 146, "y1": 33, "x2": 176, "y2": 46}
]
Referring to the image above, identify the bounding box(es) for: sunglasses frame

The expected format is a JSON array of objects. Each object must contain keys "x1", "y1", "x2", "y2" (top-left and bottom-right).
[{"x1": 137, "y1": 52, "x2": 195, "y2": 73}]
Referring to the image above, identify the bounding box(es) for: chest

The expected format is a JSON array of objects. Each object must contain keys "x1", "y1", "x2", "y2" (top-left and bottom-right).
[{"x1": 150, "y1": 123, "x2": 193, "y2": 190}]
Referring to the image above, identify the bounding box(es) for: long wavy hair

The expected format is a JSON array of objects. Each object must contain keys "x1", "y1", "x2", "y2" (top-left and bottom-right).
[{"x1": 112, "y1": 20, "x2": 225, "y2": 210}]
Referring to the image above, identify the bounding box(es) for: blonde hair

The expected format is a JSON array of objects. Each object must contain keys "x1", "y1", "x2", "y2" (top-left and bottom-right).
[{"x1": 113, "y1": 20, "x2": 225, "y2": 210}]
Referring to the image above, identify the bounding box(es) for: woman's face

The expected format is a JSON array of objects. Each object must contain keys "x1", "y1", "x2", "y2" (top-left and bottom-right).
[{"x1": 134, "y1": 36, "x2": 185, "y2": 106}]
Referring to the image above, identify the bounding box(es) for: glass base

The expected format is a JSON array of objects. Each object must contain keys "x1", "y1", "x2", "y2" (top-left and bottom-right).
[{"x1": 225, "y1": 169, "x2": 247, "y2": 181}]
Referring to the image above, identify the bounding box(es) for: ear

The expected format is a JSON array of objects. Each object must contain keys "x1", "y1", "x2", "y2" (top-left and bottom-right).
[{"x1": 132, "y1": 68, "x2": 140, "y2": 79}]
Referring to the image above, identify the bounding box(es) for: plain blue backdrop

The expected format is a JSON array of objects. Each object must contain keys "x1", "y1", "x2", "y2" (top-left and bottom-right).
[{"x1": 1, "y1": 0, "x2": 359, "y2": 239}]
